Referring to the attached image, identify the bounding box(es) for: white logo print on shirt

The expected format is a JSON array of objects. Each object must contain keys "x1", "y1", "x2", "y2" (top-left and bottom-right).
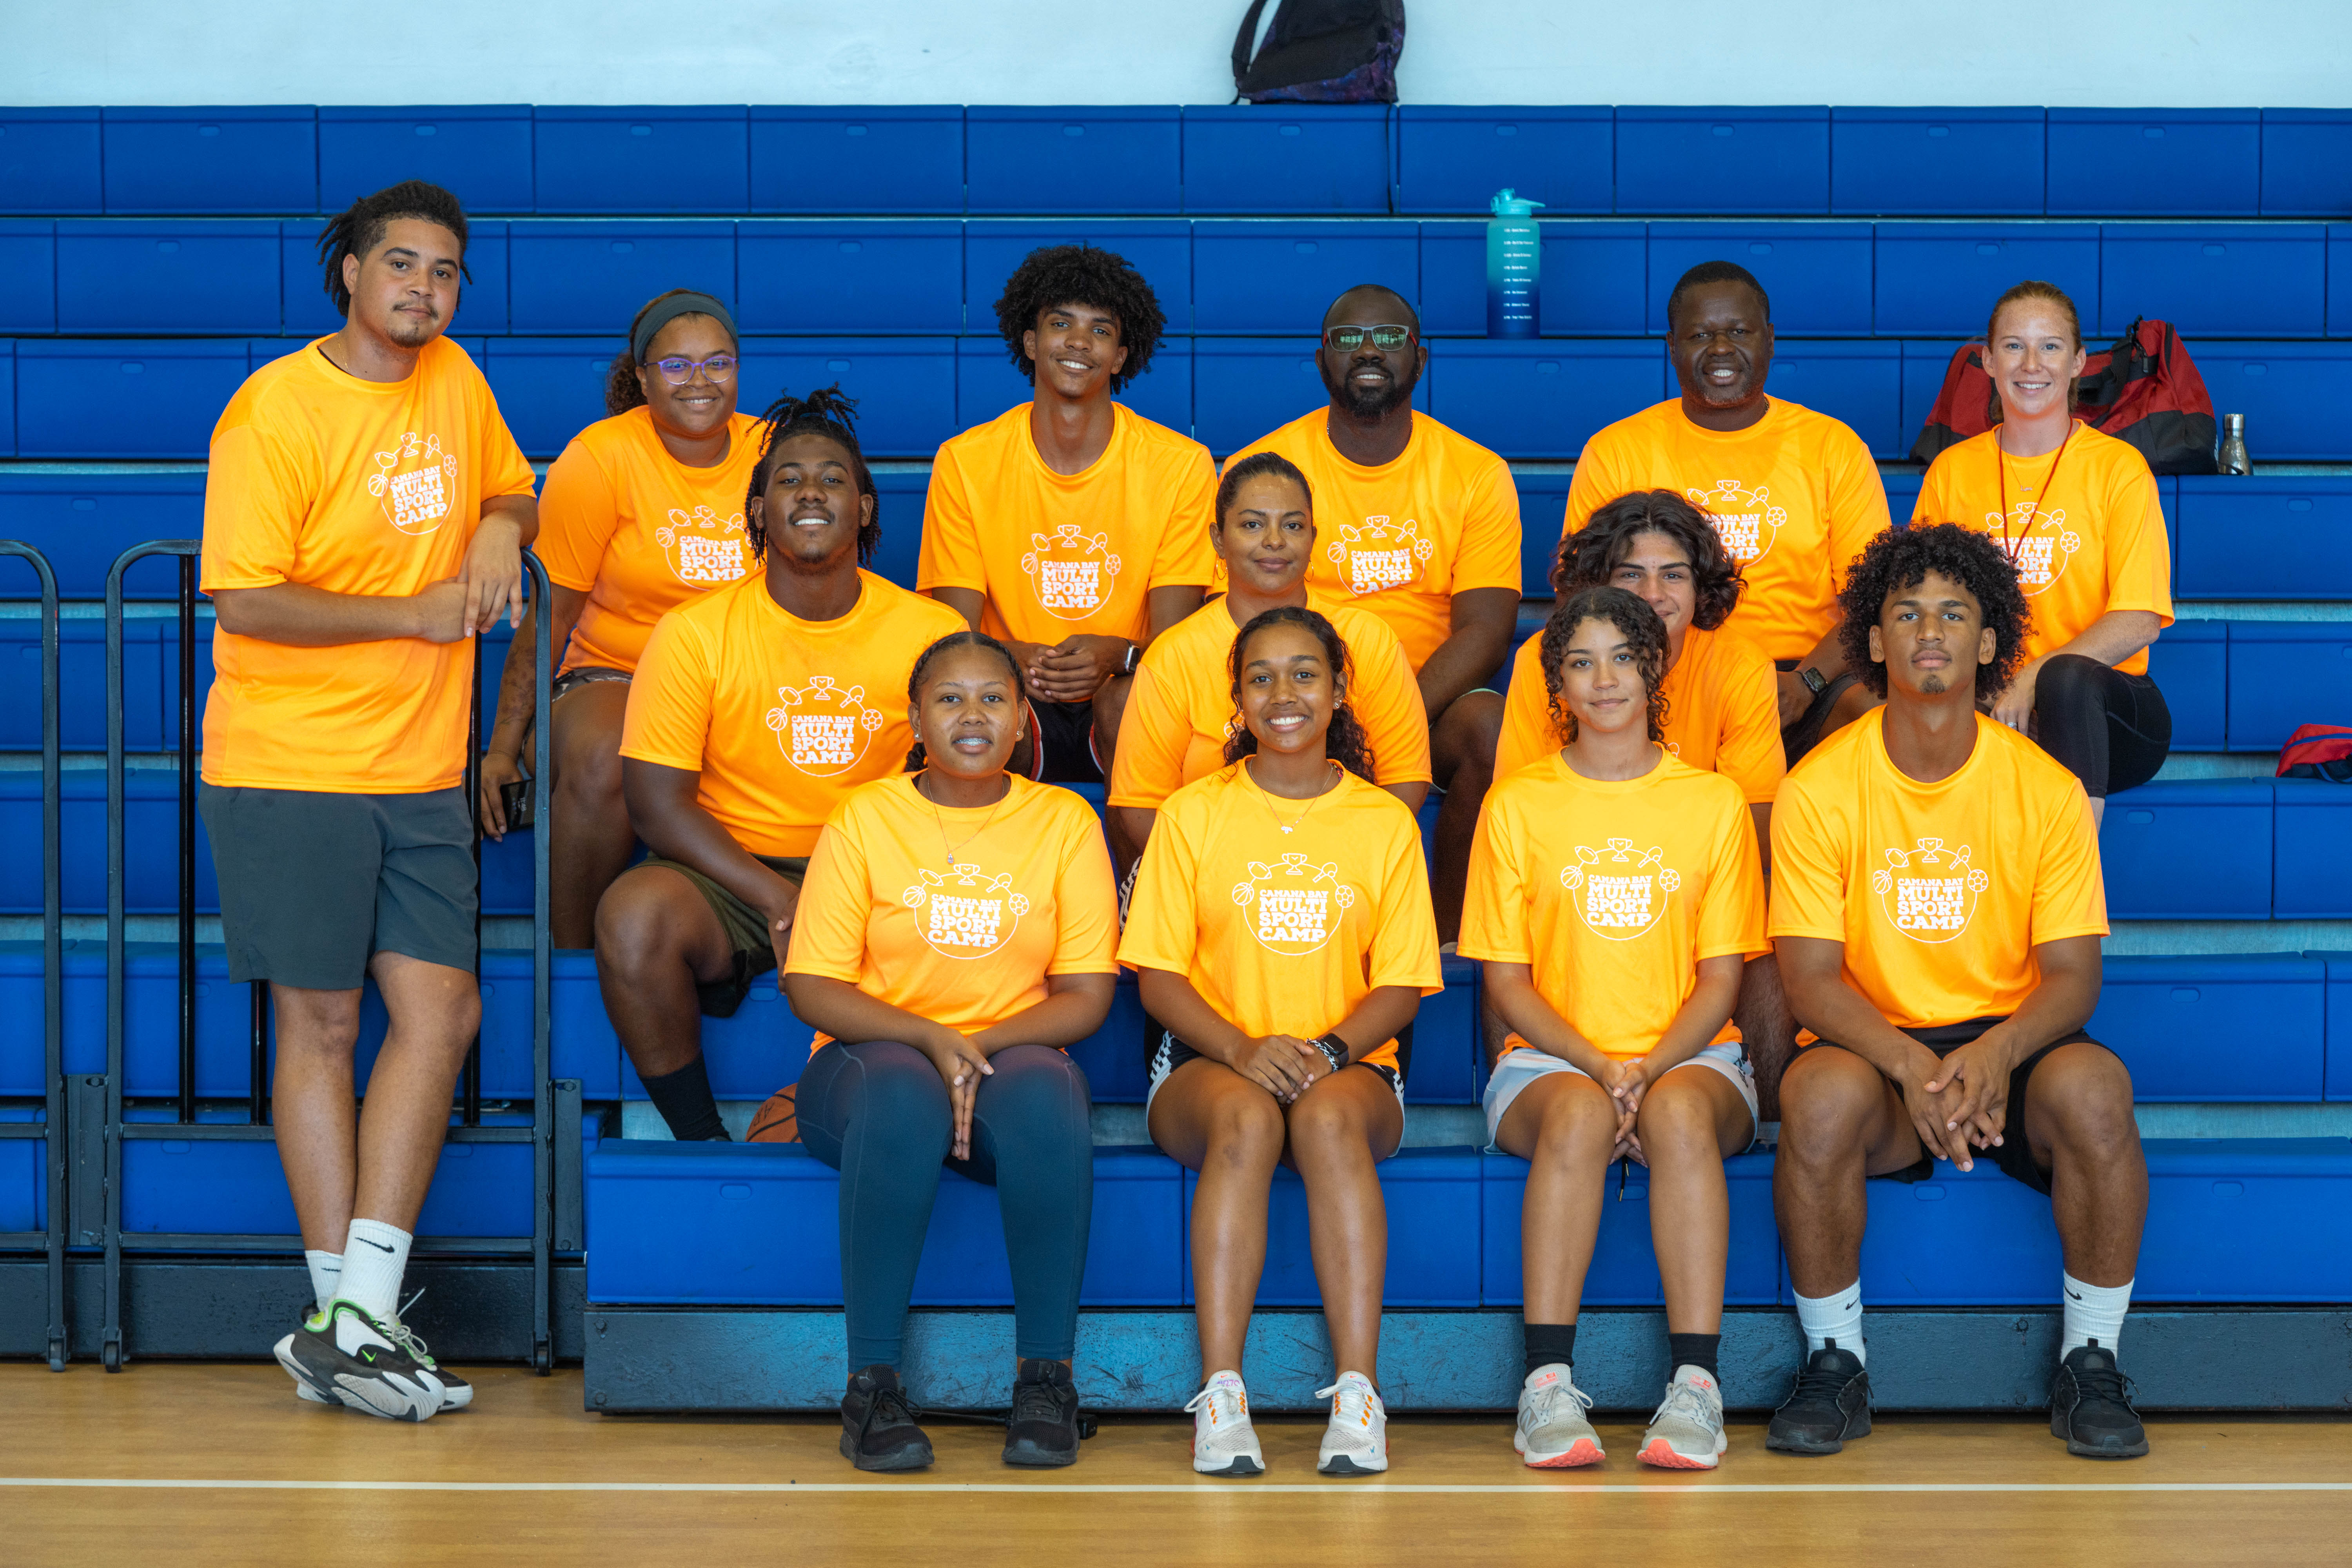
[
  {"x1": 1022, "y1": 523, "x2": 1122, "y2": 620},
  {"x1": 368, "y1": 432, "x2": 459, "y2": 535},
  {"x1": 902, "y1": 863, "x2": 1030, "y2": 960},
  {"x1": 765, "y1": 676, "x2": 887, "y2": 776},
  {"x1": 657, "y1": 505, "x2": 750, "y2": 587},
  {"x1": 1231, "y1": 851, "x2": 1356, "y2": 956},
  {"x1": 1872, "y1": 837, "x2": 1989, "y2": 943},
  {"x1": 1560, "y1": 838, "x2": 1679, "y2": 941},
  {"x1": 1686, "y1": 480, "x2": 1786, "y2": 566},
  {"x1": 1981, "y1": 502, "x2": 2081, "y2": 596},
  {"x1": 1327, "y1": 515, "x2": 1434, "y2": 596}
]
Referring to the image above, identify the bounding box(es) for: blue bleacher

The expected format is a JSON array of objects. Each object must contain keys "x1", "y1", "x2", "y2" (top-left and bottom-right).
[
  {"x1": 2100, "y1": 780, "x2": 2275, "y2": 919},
  {"x1": 506, "y1": 220, "x2": 735, "y2": 334},
  {"x1": 735, "y1": 220, "x2": 964, "y2": 334},
  {"x1": 530, "y1": 107, "x2": 750, "y2": 215},
  {"x1": 317, "y1": 105, "x2": 535, "y2": 215},
  {"x1": 1390, "y1": 106, "x2": 1614, "y2": 216},
  {"x1": 963, "y1": 219, "x2": 1194, "y2": 330},
  {"x1": 2176, "y1": 477, "x2": 2352, "y2": 598},
  {"x1": 2046, "y1": 109, "x2": 2263, "y2": 219},
  {"x1": 57, "y1": 220, "x2": 282, "y2": 336},
  {"x1": 13, "y1": 340, "x2": 253, "y2": 460},
  {"x1": 2091, "y1": 955, "x2": 2328, "y2": 1100},
  {"x1": 2226, "y1": 622, "x2": 2352, "y2": 750},
  {"x1": 98, "y1": 106, "x2": 317, "y2": 216},
  {"x1": 1829, "y1": 107, "x2": 2047, "y2": 217},
  {"x1": 2147, "y1": 620, "x2": 2226, "y2": 750},
  {"x1": 2326, "y1": 954, "x2": 2352, "y2": 1100},
  {"x1": 2260, "y1": 110, "x2": 2352, "y2": 217},
  {"x1": 1614, "y1": 106, "x2": 1831, "y2": 216},
  {"x1": 1181, "y1": 105, "x2": 1390, "y2": 216},
  {"x1": 0, "y1": 108, "x2": 103, "y2": 214},
  {"x1": 748, "y1": 107, "x2": 965, "y2": 216},
  {"x1": 965, "y1": 107, "x2": 1183, "y2": 216},
  {"x1": 1428, "y1": 340, "x2": 1661, "y2": 462},
  {"x1": 1645, "y1": 221, "x2": 1874, "y2": 334},
  {"x1": 1873, "y1": 223, "x2": 2102, "y2": 337},
  {"x1": 0, "y1": 221, "x2": 54, "y2": 334},
  {"x1": 1758, "y1": 339, "x2": 1904, "y2": 456},
  {"x1": 2098, "y1": 223, "x2": 2328, "y2": 338},
  {"x1": 2275, "y1": 782, "x2": 2352, "y2": 918},
  {"x1": 1192, "y1": 219, "x2": 1420, "y2": 334}
]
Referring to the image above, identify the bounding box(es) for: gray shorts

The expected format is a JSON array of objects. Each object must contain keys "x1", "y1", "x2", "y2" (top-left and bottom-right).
[{"x1": 198, "y1": 782, "x2": 477, "y2": 991}]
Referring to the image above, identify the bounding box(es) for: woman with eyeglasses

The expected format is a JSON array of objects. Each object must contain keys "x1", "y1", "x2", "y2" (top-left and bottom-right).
[{"x1": 478, "y1": 289, "x2": 762, "y2": 945}]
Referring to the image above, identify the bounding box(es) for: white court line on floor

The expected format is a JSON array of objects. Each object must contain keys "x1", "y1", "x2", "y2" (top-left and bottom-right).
[{"x1": 3, "y1": 1478, "x2": 2348, "y2": 1495}]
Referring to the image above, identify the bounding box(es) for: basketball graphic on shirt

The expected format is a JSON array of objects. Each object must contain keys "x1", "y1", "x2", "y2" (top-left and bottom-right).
[
  {"x1": 902, "y1": 864, "x2": 1029, "y2": 960},
  {"x1": 765, "y1": 676, "x2": 887, "y2": 776},
  {"x1": 1685, "y1": 480, "x2": 1786, "y2": 566},
  {"x1": 1559, "y1": 838, "x2": 1679, "y2": 941},
  {"x1": 1230, "y1": 851, "x2": 1356, "y2": 957},
  {"x1": 1021, "y1": 523, "x2": 1122, "y2": 621},
  {"x1": 1872, "y1": 837, "x2": 1989, "y2": 944},
  {"x1": 1327, "y1": 515, "x2": 1434, "y2": 597},
  {"x1": 367, "y1": 432, "x2": 459, "y2": 536},
  {"x1": 1979, "y1": 502, "x2": 2081, "y2": 596},
  {"x1": 656, "y1": 505, "x2": 749, "y2": 588}
]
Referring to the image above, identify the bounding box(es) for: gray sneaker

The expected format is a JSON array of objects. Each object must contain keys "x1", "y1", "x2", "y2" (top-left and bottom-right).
[
  {"x1": 1639, "y1": 1365, "x2": 1729, "y2": 1469},
  {"x1": 1513, "y1": 1363, "x2": 1603, "y2": 1468}
]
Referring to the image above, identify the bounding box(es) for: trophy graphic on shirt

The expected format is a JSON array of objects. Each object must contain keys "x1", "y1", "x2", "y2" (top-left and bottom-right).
[
  {"x1": 902, "y1": 864, "x2": 1026, "y2": 960},
  {"x1": 1685, "y1": 479, "x2": 1786, "y2": 566},
  {"x1": 1560, "y1": 838, "x2": 1676, "y2": 940},
  {"x1": 1326, "y1": 515, "x2": 1433, "y2": 597},
  {"x1": 1022, "y1": 523, "x2": 1122, "y2": 621},
  {"x1": 1232, "y1": 852, "x2": 1354, "y2": 957},
  {"x1": 766, "y1": 676, "x2": 887, "y2": 777},
  {"x1": 1874, "y1": 837, "x2": 1989, "y2": 944},
  {"x1": 655, "y1": 505, "x2": 750, "y2": 588},
  {"x1": 368, "y1": 431, "x2": 459, "y2": 536},
  {"x1": 1982, "y1": 501, "x2": 2082, "y2": 596}
]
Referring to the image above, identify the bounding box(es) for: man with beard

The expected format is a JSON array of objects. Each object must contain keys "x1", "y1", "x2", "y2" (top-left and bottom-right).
[
  {"x1": 1564, "y1": 261, "x2": 1890, "y2": 764},
  {"x1": 1225, "y1": 285, "x2": 1523, "y2": 942}
]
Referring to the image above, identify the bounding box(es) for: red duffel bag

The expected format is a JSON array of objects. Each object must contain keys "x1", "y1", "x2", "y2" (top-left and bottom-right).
[{"x1": 1910, "y1": 317, "x2": 2218, "y2": 475}]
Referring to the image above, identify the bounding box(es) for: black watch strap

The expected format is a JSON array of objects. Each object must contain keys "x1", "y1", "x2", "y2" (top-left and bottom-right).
[
  {"x1": 1798, "y1": 665, "x2": 1829, "y2": 696},
  {"x1": 1121, "y1": 641, "x2": 1142, "y2": 677},
  {"x1": 1313, "y1": 1034, "x2": 1351, "y2": 1074}
]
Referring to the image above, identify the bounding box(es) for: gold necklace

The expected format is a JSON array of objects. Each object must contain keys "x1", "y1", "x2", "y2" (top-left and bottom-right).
[
  {"x1": 920, "y1": 772, "x2": 1010, "y2": 867},
  {"x1": 1246, "y1": 757, "x2": 1341, "y2": 835}
]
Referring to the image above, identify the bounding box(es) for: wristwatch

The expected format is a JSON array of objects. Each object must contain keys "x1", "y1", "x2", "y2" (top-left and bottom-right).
[
  {"x1": 1312, "y1": 1034, "x2": 1351, "y2": 1075},
  {"x1": 1797, "y1": 665, "x2": 1829, "y2": 696},
  {"x1": 1120, "y1": 642, "x2": 1142, "y2": 678}
]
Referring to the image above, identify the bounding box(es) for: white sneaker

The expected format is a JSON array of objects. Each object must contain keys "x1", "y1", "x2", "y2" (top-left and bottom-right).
[
  {"x1": 1638, "y1": 1365, "x2": 1729, "y2": 1470},
  {"x1": 1314, "y1": 1371, "x2": 1388, "y2": 1475},
  {"x1": 1183, "y1": 1370, "x2": 1264, "y2": 1476},
  {"x1": 1514, "y1": 1363, "x2": 1604, "y2": 1468}
]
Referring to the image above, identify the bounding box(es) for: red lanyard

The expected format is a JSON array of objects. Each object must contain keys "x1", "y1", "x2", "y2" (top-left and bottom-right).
[{"x1": 1993, "y1": 419, "x2": 2078, "y2": 564}]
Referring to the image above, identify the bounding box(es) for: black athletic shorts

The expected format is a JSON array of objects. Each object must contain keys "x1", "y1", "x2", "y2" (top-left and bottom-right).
[
  {"x1": 1811, "y1": 1016, "x2": 2108, "y2": 1196},
  {"x1": 1023, "y1": 696, "x2": 1103, "y2": 785},
  {"x1": 634, "y1": 853, "x2": 809, "y2": 1018}
]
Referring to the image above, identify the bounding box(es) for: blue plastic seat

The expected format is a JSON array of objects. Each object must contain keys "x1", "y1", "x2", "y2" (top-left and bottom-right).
[
  {"x1": 2176, "y1": 476, "x2": 2352, "y2": 598},
  {"x1": 1896, "y1": 341, "x2": 1961, "y2": 458},
  {"x1": 318, "y1": 105, "x2": 534, "y2": 214},
  {"x1": 100, "y1": 107, "x2": 317, "y2": 216},
  {"x1": 2275, "y1": 781, "x2": 2352, "y2": 919},
  {"x1": 1615, "y1": 107, "x2": 1829, "y2": 216},
  {"x1": 964, "y1": 108, "x2": 1182, "y2": 216},
  {"x1": 2090, "y1": 955, "x2": 2326, "y2": 1101},
  {"x1": 0, "y1": 472, "x2": 208, "y2": 599},
  {"x1": 2047, "y1": 109, "x2": 2261, "y2": 218},
  {"x1": 864, "y1": 468, "x2": 931, "y2": 590},
  {"x1": 1391, "y1": 107, "x2": 1612, "y2": 217},
  {"x1": 0, "y1": 618, "x2": 169, "y2": 751},
  {"x1": 2225, "y1": 621, "x2": 2352, "y2": 752},
  {"x1": 1180, "y1": 105, "x2": 1390, "y2": 215},
  {"x1": 1191, "y1": 220, "x2": 1419, "y2": 335},
  {"x1": 2324, "y1": 953, "x2": 2352, "y2": 1101},
  {"x1": 736, "y1": 220, "x2": 963, "y2": 334},
  {"x1": 0, "y1": 221, "x2": 53, "y2": 334},
  {"x1": 1646, "y1": 222, "x2": 1872, "y2": 335},
  {"x1": 531, "y1": 107, "x2": 749, "y2": 214},
  {"x1": 734, "y1": 337, "x2": 957, "y2": 460},
  {"x1": 12, "y1": 340, "x2": 254, "y2": 460},
  {"x1": 748, "y1": 107, "x2": 964, "y2": 216},
  {"x1": 479, "y1": 338, "x2": 628, "y2": 461},
  {"x1": 2260, "y1": 110, "x2": 2352, "y2": 217},
  {"x1": 1759, "y1": 340, "x2": 1904, "y2": 457},
  {"x1": 1873, "y1": 223, "x2": 2100, "y2": 338},
  {"x1": 2146, "y1": 619, "x2": 2225, "y2": 751},
  {"x1": 1514, "y1": 469, "x2": 1572, "y2": 590},
  {"x1": 2099, "y1": 780, "x2": 2274, "y2": 919},
  {"x1": 0, "y1": 108, "x2": 102, "y2": 214},
  {"x1": 2098, "y1": 223, "x2": 2327, "y2": 338},
  {"x1": 1829, "y1": 108, "x2": 2046, "y2": 217},
  {"x1": 2333, "y1": 227, "x2": 2352, "y2": 337},
  {"x1": 56, "y1": 220, "x2": 282, "y2": 335},
  {"x1": 1482, "y1": 1151, "x2": 1780, "y2": 1306},
  {"x1": 1415, "y1": 220, "x2": 1645, "y2": 336},
  {"x1": 505, "y1": 220, "x2": 736, "y2": 336},
  {"x1": 2176, "y1": 345, "x2": 2352, "y2": 462},
  {"x1": 1427, "y1": 340, "x2": 1663, "y2": 462}
]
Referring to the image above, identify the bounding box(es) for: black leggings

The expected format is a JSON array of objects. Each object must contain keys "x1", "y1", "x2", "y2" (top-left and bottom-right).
[
  {"x1": 2032, "y1": 654, "x2": 2172, "y2": 799},
  {"x1": 796, "y1": 1040, "x2": 1093, "y2": 1371}
]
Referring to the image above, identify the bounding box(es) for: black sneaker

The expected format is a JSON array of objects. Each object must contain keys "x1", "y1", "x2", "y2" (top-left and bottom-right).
[
  {"x1": 2050, "y1": 1343, "x2": 2149, "y2": 1459},
  {"x1": 1766, "y1": 1343, "x2": 1872, "y2": 1455},
  {"x1": 1003, "y1": 1358, "x2": 1083, "y2": 1468},
  {"x1": 839, "y1": 1365, "x2": 933, "y2": 1472}
]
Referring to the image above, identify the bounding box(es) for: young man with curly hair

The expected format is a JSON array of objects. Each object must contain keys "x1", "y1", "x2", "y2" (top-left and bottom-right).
[
  {"x1": 920, "y1": 245, "x2": 1216, "y2": 786},
  {"x1": 1765, "y1": 524, "x2": 2149, "y2": 1463}
]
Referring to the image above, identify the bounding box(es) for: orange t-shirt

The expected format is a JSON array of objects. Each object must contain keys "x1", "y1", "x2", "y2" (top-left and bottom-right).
[
  {"x1": 1225, "y1": 410, "x2": 1524, "y2": 671},
  {"x1": 1492, "y1": 624, "x2": 1785, "y2": 802},
  {"x1": 1459, "y1": 751, "x2": 1767, "y2": 1062},
  {"x1": 1769, "y1": 709, "x2": 2108, "y2": 1032},
  {"x1": 785, "y1": 774, "x2": 1120, "y2": 1051},
  {"x1": 1106, "y1": 592, "x2": 1431, "y2": 809},
  {"x1": 619, "y1": 570, "x2": 969, "y2": 857},
  {"x1": 200, "y1": 336, "x2": 537, "y2": 793},
  {"x1": 1118, "y1": 762, "x2": 1443, "y2": 1074},
  {"x1": 536, "y1": 406, "x2": 766, "y2": 676},
  {"x1": 918, "y1": 403, "x2": 1217, "y2": 648},
  {"x1": 1911, "y1": 423, "x2": 2174, "y2": 676},
  {"x1": 1564, "y1": 399, "x2": 1889, "y2": 662}
]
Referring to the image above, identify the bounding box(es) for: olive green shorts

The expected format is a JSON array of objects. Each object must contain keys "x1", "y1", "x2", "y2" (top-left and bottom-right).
[{"x1": 636, "y1": 853, "x2": 809, "y2": 1017}]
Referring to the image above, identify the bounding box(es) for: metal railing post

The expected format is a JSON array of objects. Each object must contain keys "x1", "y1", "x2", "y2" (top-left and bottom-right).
[{"x1": 525, "y1": 552, "x2": 554, "y2": 1374}]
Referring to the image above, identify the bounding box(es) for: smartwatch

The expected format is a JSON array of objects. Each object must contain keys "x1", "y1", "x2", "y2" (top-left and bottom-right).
[
  {"x1": 1120, "y1": 642, "x2": 1142, "y2": 678},
  {"x1": 1798, "y1": 665, "x2": 1829, "y2": 697},
  {"x1": 1312, "y1": 1034, "x2": 1351, "y2": 1075}
]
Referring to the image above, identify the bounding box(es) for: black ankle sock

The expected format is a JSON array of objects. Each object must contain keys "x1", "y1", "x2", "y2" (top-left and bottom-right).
[
  {"x1": 1524, "y1": 1321, "x2": 1577, "y2": 1378},
  {"x1": 642, "y1": 1057, "x2": 729, "y2": 1142},
  {"x1": 1668, "y1": 1332, "x2": 1721, "y2": 1381}
]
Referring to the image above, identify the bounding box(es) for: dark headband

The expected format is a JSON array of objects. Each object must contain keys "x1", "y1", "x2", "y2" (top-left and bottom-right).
[{"x1": 632, "y1": 291, "x2": 737, "y2": 362}]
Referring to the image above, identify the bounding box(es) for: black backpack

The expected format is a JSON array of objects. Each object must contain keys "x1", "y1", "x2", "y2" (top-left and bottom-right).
[{"x1": 1230, "y1": 0, "x2": 1406, "y2": 104}]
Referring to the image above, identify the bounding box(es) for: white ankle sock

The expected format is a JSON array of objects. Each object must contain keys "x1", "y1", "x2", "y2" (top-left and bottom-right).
[
  {"x1": 2062, "y1": 1272, "x2": 2133, "y2": 1355},
  {"x1": 303, "y1": 1250, "x2": 343, "y2": 1316},
  {"x1": 1793, "y1": 1283, "x2": 1866, "y2": 1365},
  {"x1": 338, "y1": 1219, "x2": 412, "y2": 1322}
]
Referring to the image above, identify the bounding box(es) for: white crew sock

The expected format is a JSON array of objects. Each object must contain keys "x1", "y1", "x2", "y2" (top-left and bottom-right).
[
  {"x1": 337, "y1": 1219, "x2": 412, "y2": 1322},
  {"x1": 2061, "y1": 1272, "x2": 2134, "y2": 1356},
  {"x1": 1793, "y1": 1282, "x2": 1866, "y2": 1365},
  {"x1": 303, "y1": 1250, "x2": 343, "y2": 1317}
]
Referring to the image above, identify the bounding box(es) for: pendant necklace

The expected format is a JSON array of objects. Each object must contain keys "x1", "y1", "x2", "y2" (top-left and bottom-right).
[
  {"x1": 922, "y1": 772, "x2": 1009, "y2": 867},
  {"x1": 1247, "y1": 757, "x2": 1340, "y2": 835}
]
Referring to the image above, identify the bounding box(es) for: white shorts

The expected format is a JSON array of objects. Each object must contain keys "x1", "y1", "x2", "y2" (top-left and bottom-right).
[{"x1": 1481, "y1": 1041, "x2": 1758, "y2": 1152}]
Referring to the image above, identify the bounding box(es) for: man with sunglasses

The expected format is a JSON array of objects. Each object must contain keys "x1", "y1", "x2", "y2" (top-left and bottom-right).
[{"x1": 1226, "y1": 284, "x2": 1523, "y2": 941}]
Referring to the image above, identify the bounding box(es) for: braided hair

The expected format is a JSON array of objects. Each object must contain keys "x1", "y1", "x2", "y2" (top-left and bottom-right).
[
  {"x1": 316, "y1": 180, "x2": 470, "y2": 318},
  {"x1": 1219, "y1": 605, "x2": 1377, "y2": 783},
  {"x1": 1837, "y1": 523, "x2": 2031, "y2": 701},
  {"x1": 743, "y1": 387, "x2": 879, "y2": 566},
  {"x1": 606, "y1": 289, "x2": 735, "y2": 417},
  {"x1": 1541, "y1": 585, "x2": 1671, "y2": 746},
  {"x1": 1553, "y1": 488, "x2": 1743, "y2": 630},
  {"x1": 994, "y1": 244, "x2": 1165, "y2": 395},
  {"x1": 903, "y1": 631, "x2": 1026, "y2": 772}
]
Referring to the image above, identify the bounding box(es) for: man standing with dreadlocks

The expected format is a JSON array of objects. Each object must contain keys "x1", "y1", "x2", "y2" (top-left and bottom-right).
[
  {"x1": 199, "y1": 181, "x2": 537, "y2": 1419},
  {"x1": 920, "y1": 245, "x2": 1216, "y2": 807}
]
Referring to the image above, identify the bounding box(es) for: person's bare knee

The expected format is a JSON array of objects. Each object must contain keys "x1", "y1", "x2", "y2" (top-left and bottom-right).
[
  {"x1": 272, "y1": 986, "x2": 364, "y2": 1058},
  {"x1": 369, "y1": 952, "x2": 481, "y2": 1062},
  {"x1": 1528, "y1": 1078, "x2": 1617, "y2": 1170},
  {"x1": 1432, "y1": 690, "x2": 1503, "y2": 792},
  {"x1": 2029, "y1": 1044, "x2": 2141, "y2": 1165},
  {"x1": 1776, "y1": 1047, "x2": 1885, "y2": 1163},
  {"x1": 1206, "y1": 1086, "x2": 1285, "y2": 1171},
  {"x1": 595, "y1": 870, "x2": 693, "y2": 979},
  {"x1": 1635, "y1": 1071, "x2": 1719, "y2": 1156}
]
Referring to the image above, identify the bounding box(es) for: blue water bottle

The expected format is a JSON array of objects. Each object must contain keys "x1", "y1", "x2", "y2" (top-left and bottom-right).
[{"x1": 1486, "y1": 187, "x2": 1544, "y2": 338}]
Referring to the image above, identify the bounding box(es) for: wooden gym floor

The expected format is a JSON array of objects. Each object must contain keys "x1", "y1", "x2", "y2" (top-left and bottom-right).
[{"x1": 2, "y1": 1363, "x2": 2347, "y2": 1565}]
